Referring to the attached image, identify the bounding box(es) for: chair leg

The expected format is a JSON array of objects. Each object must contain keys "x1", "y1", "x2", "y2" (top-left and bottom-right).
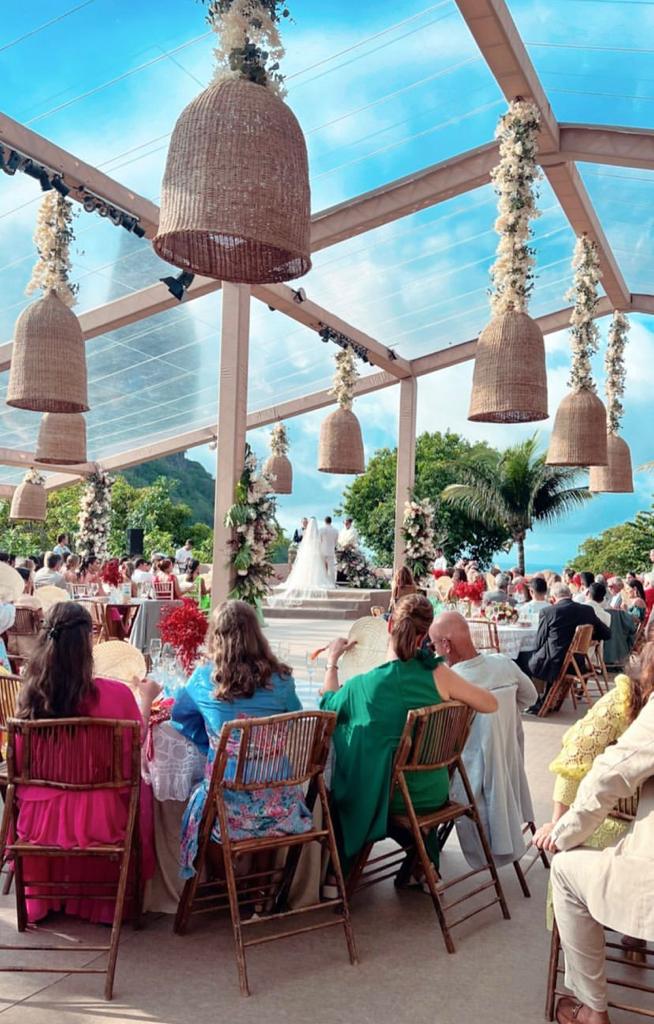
[
  {"x1": 344, "y1": 843, "x2": 373, "y2": 900},
  {"x1": 2, "y1": 866, "x2": 13, "y2": 895},
  {"x1": 104, "y1": 836, "x2": 134, "y2": 1001},
  {"x1": 512, "y1": 858, "x2": 531, "y2": 898},
  {"x1": 318, "y1": 777, "x2": 358, "y2": 966},
  {"x1": 545, "y1": 921, "x2": 561, "y2": 1021},
  {"x1": 222, "y1": 840, "x2": 250, "y2": 997},
  {"x1": 13, "y1": 855, "x2": 27, "y2": 933},
  {"x1": 414, "y1": 824, "x2": 455, "y2": 954},
  {"x1": 525, "y1": 821, "x2": 550, "y2": 870},
  {"x1": 174, "y1": 793, "x2": 219, "y2": 935}
]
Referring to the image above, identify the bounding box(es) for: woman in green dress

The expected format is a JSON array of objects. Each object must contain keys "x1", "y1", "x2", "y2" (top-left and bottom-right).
[{"x1": 320, "y1": 593, "x2": 498, "y2": 874}]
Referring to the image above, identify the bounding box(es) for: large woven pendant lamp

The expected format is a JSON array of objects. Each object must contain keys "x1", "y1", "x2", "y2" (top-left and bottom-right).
[
  {"x1": 547, "y1": 235, "x2": 608, "y2": 467},
  {"x1": 468, "y1": 100, "x2": 547, "y2": 423},
  {"x1": 589, "y1": 312, "x2": 633, "y2": 492},
  {"x1": 153, "y1": 5, "x2": 310, "y2": 284},
  {"x1": 318, "y1": 349, "x2": 365, "y2": 475},
  {"x1": 263, "y1": 422, "x2": 292, "y2": 494},
  {"x1": 10, "y1": 471, "x2": 46, "y2": 522},
  {"x1": 7, "y1": 193, "x2": 88, "y2": 413},
  {"x1": 35, "y1": 413, "x2": 87, "y2": 465}
]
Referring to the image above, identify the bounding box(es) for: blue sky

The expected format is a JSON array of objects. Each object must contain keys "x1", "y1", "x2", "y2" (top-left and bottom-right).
[{"x1": 0, "y1": 1, "x2": 653, "y2": 570}]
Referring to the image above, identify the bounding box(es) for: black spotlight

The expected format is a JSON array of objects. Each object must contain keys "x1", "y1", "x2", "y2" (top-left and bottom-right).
[{"x1": 160, "y1": 270, "x2": 195, "y2": 301}]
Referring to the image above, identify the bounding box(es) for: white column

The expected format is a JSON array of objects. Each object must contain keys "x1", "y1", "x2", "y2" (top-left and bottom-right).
[
  {"x1": 211, "y1": 284, "x2": 251, "y2": 608},
  {"x1": 393, "y1": 377, "x2": 417, "y2": 575}
]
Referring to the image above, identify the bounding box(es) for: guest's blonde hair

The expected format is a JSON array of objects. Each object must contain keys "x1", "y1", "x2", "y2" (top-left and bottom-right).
[
  {"x1": 390, "y1": 594, "x2": 434, "y2": 662},
  {"x1": 209, "y1": 599, "x2": 292, "y2": 701}
]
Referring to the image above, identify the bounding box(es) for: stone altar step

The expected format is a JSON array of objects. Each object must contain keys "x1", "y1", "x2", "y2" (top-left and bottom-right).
[{"x1": 263, "y1": 588, "x2": 391, "y2": 621}]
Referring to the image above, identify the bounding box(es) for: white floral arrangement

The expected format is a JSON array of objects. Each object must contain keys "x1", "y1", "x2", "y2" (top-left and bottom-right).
[
  {"x1": 604, "y1": 311, "x2": 629, "y2": 434},
  {"x1": 567, "y1": 234, "x2": 602, "y2": 392},
  {"x1": 401, "y1": 497, "x2": 438, "y2": 584},
  {"x1": 205, "y1": 0, "x2": 288, "y2": 97},
  {"x1": 78, "y1": 469, "x2": 114, "y2": 561},
  {"x1": 336, "y1": 544, "x2": 377, "y2": 589},
  {"x1": 270, "y1": 420, "x2": 289, "y2": 457},
  {"x1": 23, "y1": 467, "x2": 45, "y2": 486},
  {"x1": 489, "y1": 100, "x2": 542, "y2": 317},
  {"x1": 329, "y1": 348, "x2": 359, "y2": 410},
  {"x1": 482, "y1": 601, "x2": 518, "y2": 624},
  {"x1": 25, "y1": 192, "x2": 78, "y2": 307},
  {"x1": 225, "y1": 443, "x2": 278, "y2": 604}
]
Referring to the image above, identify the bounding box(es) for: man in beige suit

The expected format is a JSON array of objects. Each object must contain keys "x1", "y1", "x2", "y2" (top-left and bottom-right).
[{"x1": 535, "y1": 697, "x2": 654, "y2": 1023}]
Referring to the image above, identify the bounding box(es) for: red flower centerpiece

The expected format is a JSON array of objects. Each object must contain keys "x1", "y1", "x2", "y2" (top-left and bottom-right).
[{"x1": 159, "y1": 598, "x2": 208, "y2": 674}]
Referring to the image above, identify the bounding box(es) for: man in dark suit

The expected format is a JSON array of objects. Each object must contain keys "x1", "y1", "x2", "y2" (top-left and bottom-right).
[
  {"x1": 292, "y1": 517, "x2": 308, "y2": 545},
  {"x1": 519, "y1": 582, "x2": 611, "y2": 713}
]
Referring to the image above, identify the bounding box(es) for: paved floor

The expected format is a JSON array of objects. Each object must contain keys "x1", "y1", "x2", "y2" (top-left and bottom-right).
[{"x1": 0, "y1": 619, "x2": 595, "y2": 1024}]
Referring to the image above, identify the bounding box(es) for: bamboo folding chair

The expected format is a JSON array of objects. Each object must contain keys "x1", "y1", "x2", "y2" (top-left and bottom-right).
[
  {"x1": 71, "y1": 584, "x2": 91, "y2": 599},
  {"x1": 0, "y1": 718, "x2": 143, "y2": 1000},
  {"x1": 102, "y1": 604, "x2": 140, "y2": 642},
  {"x1": 153, "y1": 579, "x2": 175, "y2": 601},
  {"x1": 347, "y1": 702, "x2": 510, "y2": 954},
  {"x1": 468, "y1": 619, "x2": 500, "y2": 653},
  {"x1": 589, "y1": 639, "x2": 610, "y2": 693},
  {"x1": 537, "y1": 625, "x2": 598, "y2": 718},
  {"x1": 4, "y1": 607, "x2": 42, "y2": 675},
  {"x1": 173, "y1": 710, "x2": 358, "y2": 996}
]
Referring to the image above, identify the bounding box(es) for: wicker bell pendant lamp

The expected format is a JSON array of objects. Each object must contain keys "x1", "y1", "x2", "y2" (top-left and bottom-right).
[
  {"x1": 153, "y1": 78, "x2": 311, "y2": 284},
  {"x1": 546, "y1": 390, "x2": 608, "y2": 467},
  {"x1": 262, "y1": 454, "x2": 292, "y2": 494},
  {"x1": 589, "y1": 434, "x2": 634, "y2": 493},
  {"x1": 35, "y1": 413, "x2": 87, "y2": 465},
  {"x1": 7, "y1": 291, "x2": 89, "y2": 413},
  {"x1": 318, "y1": 408, "x2": 365, "y2": 475},
  {"x1": 10, "y1": 480, "x2": 47, "y2": 522},
  {"x1": 468, "y1": 311, "x2": 548, "y2": 422}
]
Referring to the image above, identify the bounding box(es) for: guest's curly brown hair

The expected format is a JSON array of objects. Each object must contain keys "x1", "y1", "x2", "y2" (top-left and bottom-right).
[
  {"x1": 209, "y1": 600, "x2": 292, "y2": 702},
  {"x1": 16, "y1": 602, "x2": 96, "y2": 719}
]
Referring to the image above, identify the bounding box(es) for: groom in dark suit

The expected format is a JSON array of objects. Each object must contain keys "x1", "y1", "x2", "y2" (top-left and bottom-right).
[
  {"x1": 519, "y1": 582, "x2": 611, "y2": 713},
  {"x1": 292, "y1": 517, "x2": 308, "y2": 545}
]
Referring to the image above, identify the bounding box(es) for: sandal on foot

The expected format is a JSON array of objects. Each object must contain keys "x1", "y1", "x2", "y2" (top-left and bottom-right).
[{"x1": 555, "y1": 997, "x2": 584, "y2": 1023}]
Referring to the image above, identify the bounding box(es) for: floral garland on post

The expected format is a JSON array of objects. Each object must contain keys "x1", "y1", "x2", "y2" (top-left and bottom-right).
[
  {"x1": 25, "y1": 192, "x2": 78, "y2": 306},
  {"x1": 329, "y1": 347, "x2": 359, "y2": 409},
  {"x1": 78, "y1": 469, "x2": 114, "y2": 561},
  {"x1": 23, "y1": 467, "x2": 45, "y2": 487},
  {"x1": 225, "y1": 443, "x2": 278, "y2": 604},
  {"x1": 605, "y1": 311, "x2": 629, "y2": 434},
  {"x1": 489, "y1": 100, "x2": 542, "y2": 316},
  {"x1": 270, "y1": 420, "x2": 289, "y2": 457},
  {"x1": 202, "y1": 0, "x2": 289, "y2": 96},
  {"x1": 401, "y1": 498, "x2": 438, "y2": 584},
  {"x1": 567, "y1": 234, "x2": 602, "y2": 392}
]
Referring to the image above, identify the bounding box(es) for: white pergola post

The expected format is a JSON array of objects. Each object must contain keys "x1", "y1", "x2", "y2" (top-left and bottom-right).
[
  {"x1": 211, "y1": 284, "x2": 251, "y2": 608},
  {"x1": 393, "y1": 377, "x2": 418, "y2": 575}
]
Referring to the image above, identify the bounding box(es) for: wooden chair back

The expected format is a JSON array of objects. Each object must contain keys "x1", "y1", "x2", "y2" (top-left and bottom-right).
[
  {"x1": 71, "y1": 583, "x2": 91, "y2": 598},
  {"x1": 8, "y1": 607, "x2": 42, "y2": 637},
  {"x1": 468, "y1": 618, "x2": 500, "y2": 653},
  {"x1": 538, "y1": 624, "x2": 597, "y2": 717},
  {"x1": 570, "y1": 623, "x2": 594, "y2": 656},
  {"x1": 153, "y1": 579, "x2": 175, "y2": 601},
  {"x1": 393, "y1": 701, "x2": 475, "y2": 778},
  {"x1": 0, "y1": 675, "x2": 23, "y2": 759}
]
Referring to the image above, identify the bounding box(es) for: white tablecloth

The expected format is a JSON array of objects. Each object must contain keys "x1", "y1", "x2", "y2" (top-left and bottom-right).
[
  {"x1": 496, "y1": 623, "x2": 538, "y2": 660},
  {"x1": 143, "y1": 720, "x2": 206, "y2": 802}
]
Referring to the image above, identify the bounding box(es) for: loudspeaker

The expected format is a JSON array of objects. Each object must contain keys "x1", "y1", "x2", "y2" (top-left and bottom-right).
[{"x1": 126, "y1": 528, "x2": 144, "y2": 557}]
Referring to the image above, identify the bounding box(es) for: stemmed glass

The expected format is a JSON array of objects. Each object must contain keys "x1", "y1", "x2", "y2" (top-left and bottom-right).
[{"x1": 304, "y1": 652, "x2": 315, "y2": 695}]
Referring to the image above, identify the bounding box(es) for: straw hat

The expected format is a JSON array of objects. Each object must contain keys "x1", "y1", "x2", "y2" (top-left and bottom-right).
[
  {"x1": 339, "y1": 616, "x2": 389, "y2": 682},
  {"x1": 36, "y1": 585, "x2": 71, "y2": 611},
  {"x1": 94, "y1": 640, "x2": 146, "y2": 687},
  {"x1": 0, "y1": 563, "x2": 26, "y2": 603}
]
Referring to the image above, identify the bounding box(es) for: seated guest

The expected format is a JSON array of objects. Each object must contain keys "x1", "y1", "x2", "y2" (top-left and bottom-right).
[
  {"x1": 132, "y1": 557, "x2": 154, "y2": 586},
  {"x1": 645, "y1": 580, "x2": 654, "y2": 619},
  {"x1": 482, "y1": 572, "x2": 517, "y2": 608},
  {"x1": 534, "y1": 674, "x2": 654, "y2": 1024},
  {"x1": 14, "y1": 602, "x2": 154, "y2": 923},
  {"x1": 586, "y1": 581, "x2": 611, "y2": 629},
  {"x1": 319, "y1": 595, "x2": 498, "y2": 874},
  {"x1": 33, "y1": 552, "x2": 66, "y2": 590},
  {"x1": 63, "y1": 553, "x2": 81, "y2": 584},
  {"x1": 14, "y1": 567, "x2": 41, "y2": 609},
  {"x1": 7, "y1": 568, "x2": 42, "y2": 665},
  {"x1": 156, "y1": 600, "x2": 308, "y2": 878},
  {"x1": 625, "y1": 578, "x2": 647, "y2": 623},
  {"x1": 518, "y1": 583, "x2": 611, "y2": 714},
  {"x1": 120, "y1": 559, "x2": 137, "y2": 597},
  {"x1": 180, "y1": 559, "x2": 210, "y2": 609},
  {"x1": 562, "y1": 567, "x2": 578, "y2": 593},
  {"x1": 607, "y1": 576, "x2": 624, "y2": 609},
  {"x1": 79, "y1": 555, "x2": 102, "y2": 584},
  {"x1": 390, "y1": 566, "x2": 417, "y2": 613},
  {"x1": 520, "y1": 576, "x2": 550, "y2": 619},
  {"x1": 573, "y1": 571, "x2": 595, "y2": 603},
  {"x1": 155, "y1": 558, "x2": 182, "y2": 600}
]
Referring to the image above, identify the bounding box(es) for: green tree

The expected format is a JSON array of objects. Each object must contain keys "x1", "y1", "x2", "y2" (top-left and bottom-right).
[
  {"x1": 0, "y1": 484, "x2": 84, "y2": 556},
  {"x1": 442, "y1": 435, "x2": 591, "y2": 575},
  {"x1": 340, "y1": 431, "x2": 512, "y2": 567},
  {"x1": 572, "y1": 507, "x2": 654, "y2": 576}
]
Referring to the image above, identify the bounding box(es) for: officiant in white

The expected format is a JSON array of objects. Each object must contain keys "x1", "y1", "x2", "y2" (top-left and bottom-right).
[
  {"x1": 338, "y1": 517, "x2": 359, "y2": 550},
  {"x1": 319, "y1": 516, "x2": 339, "y2": 586}
]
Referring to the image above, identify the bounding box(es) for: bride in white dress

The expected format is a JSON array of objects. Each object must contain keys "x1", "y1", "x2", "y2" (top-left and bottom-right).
[{"x1": 268, "y1": 516, "x2": 332, "y2": 606}]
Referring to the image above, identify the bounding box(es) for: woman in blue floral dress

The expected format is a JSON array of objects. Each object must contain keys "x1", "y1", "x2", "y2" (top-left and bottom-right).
[{"x1": 171, "y1": 600, "x2": 311, "y2": 879}]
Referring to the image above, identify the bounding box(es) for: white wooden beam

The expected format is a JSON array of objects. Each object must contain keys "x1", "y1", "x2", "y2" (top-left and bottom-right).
[
  {"x1": 559, "y1": 125, "x2": 654, "y2": 171},
  {"x1": 0, "y1": 485, "x2": 15, "y2": 500},
  {"x1": 632, "y1": 294, "x2": 654, "y2": 316},
  {"x1": 393, "y1": 378, "x2": 417, "y2": 574}
]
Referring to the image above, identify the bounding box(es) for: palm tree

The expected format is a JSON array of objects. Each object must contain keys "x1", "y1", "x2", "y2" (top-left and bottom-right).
[{"x1": 441, "y1": 435, "x2": 592, "y2": 574}]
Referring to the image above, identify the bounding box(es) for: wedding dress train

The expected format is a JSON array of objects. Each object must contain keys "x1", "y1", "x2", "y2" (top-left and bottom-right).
[{"x1": 268, "y1": 517, "x2": 332, "y2": 606}]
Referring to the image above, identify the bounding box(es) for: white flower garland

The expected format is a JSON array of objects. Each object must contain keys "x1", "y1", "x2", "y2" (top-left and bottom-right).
[
  {"x1": 78, "y1": 470, "x2": 114, "y2": 561},
  {"x1": 270, "y1": 420, "x2": 289, "y2": 457},
  {"x1": 566, "y1": 234, "x2": 602, "y2": 393},
  {"x1": 25, "y1": 193, "x2": 78, "y2": 307},
  {"x1": 209, "y1": 0, "x2": 287, "y2": 97},
  {"x1": 604, "y1": 311, "x2": 629, "y2": 434},
  {"x1": 225, "y1": 444, "x2": 278, "y2": 604},
  {"x1": 401, "y1": 498, "x2": 438, "y2": 584},
  {"x1": 23, "y1": 467, "x2": 45, "y2": 486},
  {"x1": 329, "y1": 348, "x2": 359, "y2": 410},
  {"x1": 489, "y1": 100, "x2": 542, "y2": 317}
]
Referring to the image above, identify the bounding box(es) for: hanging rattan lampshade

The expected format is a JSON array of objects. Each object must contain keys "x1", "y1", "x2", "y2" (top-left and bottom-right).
[
  {"x1": 7, "y1": 291, "x2": 88, "y2": 413},
  {"x1": 35, "y1": 413, "x2": 87, "y2": 465},
  {"x1": 153, "y1": 78, "x2": 311, "y2": 284},
  {"x1": 318, "y1": 408, "x2": 365, "y2": 475},
  {"x1": 9, "y1": 481, "x2": 46, "y2": 522},
  {"x1": 546, "y1": 390, "x2": 608, "y2": 467},
  {"x1": 468, "y1": 311, "x2": 548, "y2": 423},
  {"x1": 263, "y1": 454, "x2": 292, "y2": 494},
  {"x1": 589, "y1": 434, "x2": 634, "y2": 493}
]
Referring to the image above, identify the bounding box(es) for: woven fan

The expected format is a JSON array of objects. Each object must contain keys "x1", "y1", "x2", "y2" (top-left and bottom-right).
[
  {"x1": 94, "y1": 641, "x2": 146, "y2": 687},
  {"x1": 0, "y1": 563, "x2": 26, "y2": 603},
  {"x1": 339, "y1": 616, "x2": 389, "y2": 683}
]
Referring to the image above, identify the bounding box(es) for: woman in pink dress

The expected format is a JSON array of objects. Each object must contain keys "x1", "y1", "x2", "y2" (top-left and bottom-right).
[{"x1": 14, "y1": 602, "x2": 155, "y2": 924}]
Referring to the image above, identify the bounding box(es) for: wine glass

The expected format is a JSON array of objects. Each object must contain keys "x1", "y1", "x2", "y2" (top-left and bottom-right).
[{"x1": 304, "y1": 652, "x2": 315, "y2": 695}]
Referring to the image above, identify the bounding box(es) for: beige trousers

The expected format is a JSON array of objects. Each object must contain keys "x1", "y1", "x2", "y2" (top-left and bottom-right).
[{"x1": 551, "y1": 850, "x2": 608, "y2": 1013}]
